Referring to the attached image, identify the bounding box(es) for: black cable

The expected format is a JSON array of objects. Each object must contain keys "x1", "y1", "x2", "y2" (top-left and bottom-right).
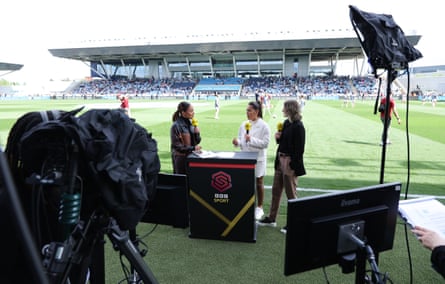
[
  {"x1": 118, "y1": 252, "x2": 131, "y2": 284},
  {"x1": 116, "y1": 225, "x2": 154, "y2": 283},
  {"x1": 404, "y1": 68, "x2": 412, "y2": 200},
  {"x1": 374, "y1": 77, "x2": 383, "y2": 115},
  {"x1": 322, "y1": 266, "x2": 330, "y2": 284},
  {"x1": 139, "y1": 223, "x2": 159, "y2": 240},
  {"x1": 404, "y1": 223, "x2": 414, "y2": 284},
  {"x1": 403, "y1": 68, "x2": 414, "y2": 284}
]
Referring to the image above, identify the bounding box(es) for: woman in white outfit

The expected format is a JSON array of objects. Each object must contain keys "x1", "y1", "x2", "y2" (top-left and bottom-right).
[{"x1": 232, "y1": 101, "x2": 271, "y2": 220}]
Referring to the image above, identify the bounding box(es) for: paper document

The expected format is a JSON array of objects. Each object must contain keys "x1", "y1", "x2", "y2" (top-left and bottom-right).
[
  {"x1": 192, "y1": 150, "x2": 216, "y2": 158},
  {"x1": 398, "y1": 197, "x2": 445, "y2": 237}
]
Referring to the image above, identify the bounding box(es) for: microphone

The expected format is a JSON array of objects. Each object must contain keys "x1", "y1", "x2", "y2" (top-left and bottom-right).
[
  {"x1": 245, "y1": 121, "x2": 251, "y2": 134},
  {"x1": 191, "y1": 117, "x2": 198, "y2": 127},
  {"x1": 277, "y1": 122, "x2": 283, "y2": 132}
]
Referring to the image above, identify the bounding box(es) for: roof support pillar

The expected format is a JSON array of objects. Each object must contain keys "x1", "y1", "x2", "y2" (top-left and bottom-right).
[
  {"x1": 208, "y1": 56, "x2": 214, "y2": 77},
  {"x1": 232, "y1": 55, "x2": 237, "y2": 77},
  {"x1": 257, "y1": 53, "x2": 260, "y2": 76}
]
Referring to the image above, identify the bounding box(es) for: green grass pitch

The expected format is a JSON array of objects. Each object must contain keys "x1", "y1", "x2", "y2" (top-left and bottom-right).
[{"x1": 0, "y1": 97, "x2": 444, "y2": 283}]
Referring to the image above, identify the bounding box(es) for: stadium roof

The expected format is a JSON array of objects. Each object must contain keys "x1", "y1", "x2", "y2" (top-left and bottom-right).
[
  {"x1": 0, "y1": 62, "x2": 23, "y2": 71},
  {"x1": 49, "y1": 33, "x2": 421, "y2": 62},
  {"x1": 50, "y1": 37, "x2": 368, "y2": 63},
  {"x1": 48, "y1": 31, "x2": 422, "y2": 77}
]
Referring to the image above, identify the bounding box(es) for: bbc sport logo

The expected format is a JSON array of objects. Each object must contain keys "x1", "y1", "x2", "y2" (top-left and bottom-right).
[{"x1": 211, "y1": 171, "x2": 232, "y2": 204}]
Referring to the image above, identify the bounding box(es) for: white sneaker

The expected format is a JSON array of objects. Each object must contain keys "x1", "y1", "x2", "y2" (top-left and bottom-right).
[{"x1": 255, "y1": 207, "x2": 264, "y2": 220}]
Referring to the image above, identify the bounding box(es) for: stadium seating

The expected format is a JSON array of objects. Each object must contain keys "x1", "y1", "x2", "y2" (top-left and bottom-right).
[{"x1": 52, "y1": 75, "x2": 379, "y2": 100}]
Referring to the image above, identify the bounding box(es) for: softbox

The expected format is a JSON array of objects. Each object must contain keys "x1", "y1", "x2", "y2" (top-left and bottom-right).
[{"x1": 349, "y1": 5, "x2": 422, "y2": 74}]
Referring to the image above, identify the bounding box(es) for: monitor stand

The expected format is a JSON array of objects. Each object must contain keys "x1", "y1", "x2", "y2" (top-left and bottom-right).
[{"x1": 337, "y1": 221, "x2": 388, "y2": 284}]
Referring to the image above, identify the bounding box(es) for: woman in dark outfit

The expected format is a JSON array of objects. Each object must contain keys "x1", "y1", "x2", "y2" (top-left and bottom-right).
[
  {"x1": 257, "y1": 99, "x2": 306, "y2": 231},
  {"x1": 170, "y1": 101, "x2": 202, "y2": 174}
]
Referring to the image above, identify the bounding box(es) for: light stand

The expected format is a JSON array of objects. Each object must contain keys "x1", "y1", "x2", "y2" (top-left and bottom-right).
[
  {"x1": 349, "y1": 5, "x2": 421, "y2": 184},
  {"x1": 379, "y1": 67, "x2": 396, "y2": 184}
]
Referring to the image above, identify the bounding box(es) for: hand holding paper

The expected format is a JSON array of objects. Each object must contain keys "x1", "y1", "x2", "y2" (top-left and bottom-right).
[
  {"x1": 412, "y1": 225, "x2": 445, "y2": 250},
  {"x1": 399, "y1": 197, "x2": 445, "y2": 238}
]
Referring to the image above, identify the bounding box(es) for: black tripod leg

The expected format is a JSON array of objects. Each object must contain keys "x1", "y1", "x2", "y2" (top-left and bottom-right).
[
  {"x1": 107, "y1": 221, "x2": 158, "y2": 284},
  {"x1": 90, "y1": 231, "x2": 105, "y2": 284}
]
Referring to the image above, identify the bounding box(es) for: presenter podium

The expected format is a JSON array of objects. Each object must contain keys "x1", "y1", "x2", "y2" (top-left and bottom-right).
[{"x1": 187, "y1": 151, "x2": 257, "y2": 242}]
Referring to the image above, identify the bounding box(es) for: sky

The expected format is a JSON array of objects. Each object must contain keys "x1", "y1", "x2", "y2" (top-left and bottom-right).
[{"x1": 1, "y1": 0, "x2": 442, "y2": 85}]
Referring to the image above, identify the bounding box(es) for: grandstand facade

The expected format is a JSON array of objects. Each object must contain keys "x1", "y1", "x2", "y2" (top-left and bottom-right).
[
  {"x1": 399, "y1": 65, "x2": 445, "y2": 94},
  {"x1": 48, "y1": 30, "x2": 421, "y2": 80}
]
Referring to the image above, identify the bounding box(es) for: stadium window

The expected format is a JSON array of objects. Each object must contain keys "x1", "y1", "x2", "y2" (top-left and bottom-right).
[
  {"x1": 168, "y1": 62, "x2": 188, "y2": 68},
  {"x1": 190, "y1": 62, "x2": 211, "y2": 67},
  {"x1": 260, "y1": 60, "x2": 282, "y2": 65},
  {"x1": 236, "y1": 60, "x2": 257, "y2": 66}
]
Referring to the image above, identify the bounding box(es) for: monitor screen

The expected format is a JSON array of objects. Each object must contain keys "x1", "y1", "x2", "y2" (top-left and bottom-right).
[{"x1": 284, "y1": 182, "x2": 401, "y2": 276}]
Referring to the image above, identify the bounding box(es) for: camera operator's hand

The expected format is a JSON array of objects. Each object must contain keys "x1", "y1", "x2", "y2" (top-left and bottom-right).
[{"x1": 412, "y1": 226, "x2": 445, "y2": 250}]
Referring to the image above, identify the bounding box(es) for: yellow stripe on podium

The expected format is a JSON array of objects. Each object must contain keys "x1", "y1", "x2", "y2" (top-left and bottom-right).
[
  {"x1": 221, "y1": 195, "x2": 255, "y2": 237},
  {"x1": 189, "y1": 190, "x2": 231, "y2": 225},
  {"x1": 189, "y1": 190, "x2": 255, "y2": 238}
]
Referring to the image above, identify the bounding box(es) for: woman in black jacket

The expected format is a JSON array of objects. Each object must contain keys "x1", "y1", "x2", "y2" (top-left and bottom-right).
[
  {"x1": 170, "y1": 101, "x2": 202, "y2": 174},
  {"x1": 258, "y1": 99, "x2": 306, "y2": 230}
]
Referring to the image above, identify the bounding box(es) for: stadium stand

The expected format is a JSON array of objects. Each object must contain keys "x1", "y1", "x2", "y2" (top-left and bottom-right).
[{"x1": 63, "y1": 75, "x2": 379, "y2": 101}]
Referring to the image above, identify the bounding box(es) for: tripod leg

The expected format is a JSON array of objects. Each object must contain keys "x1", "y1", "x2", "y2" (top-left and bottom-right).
[
  {"x1": 90, "y1": 231, "x2": 105, "y2": 284},
  {"x1": 107, "y1": 220, "x2": 158, "y2": 284}
]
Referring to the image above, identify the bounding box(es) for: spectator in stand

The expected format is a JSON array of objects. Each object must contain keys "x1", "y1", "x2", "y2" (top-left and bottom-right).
[
  {"x1": 170, "y1": 101, "x2": 202, "y2": 174},
  {"x1": 232, "y1": 101, "x2": 270, "y2": 220}
]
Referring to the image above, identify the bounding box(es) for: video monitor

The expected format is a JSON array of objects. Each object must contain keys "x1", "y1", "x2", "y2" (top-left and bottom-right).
[{"x1": 284, "y1": 182, "x2": 401, "y2": 276}]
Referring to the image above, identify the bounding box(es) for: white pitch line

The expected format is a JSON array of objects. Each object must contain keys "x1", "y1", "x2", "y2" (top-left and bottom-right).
[{"x1": 264, "y1": 185, "x2": 445, "y2": 199}]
